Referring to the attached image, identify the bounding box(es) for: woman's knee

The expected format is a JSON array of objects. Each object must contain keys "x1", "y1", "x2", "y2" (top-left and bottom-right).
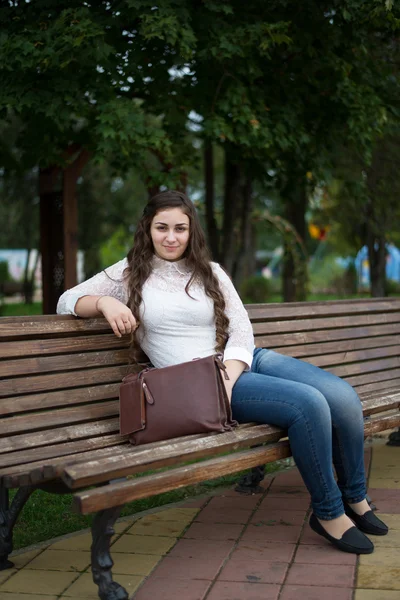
[
  {"x1": 328, "y1": 378, "x2": 363, "y2": 422},
  {"x1": 292, "y1": 384, "x2": 331, "y2": 426}
]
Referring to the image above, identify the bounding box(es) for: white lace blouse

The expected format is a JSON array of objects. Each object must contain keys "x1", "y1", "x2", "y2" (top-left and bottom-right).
[{"x1": 56, "y1": 256, "x2": 255, "y2": 370}]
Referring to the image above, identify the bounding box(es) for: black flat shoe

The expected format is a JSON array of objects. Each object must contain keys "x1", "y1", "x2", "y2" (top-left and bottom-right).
[
  {"x1": 309, "y1": 513, "x2": 374, "y2": 554},
  {"x1": 343, "y1": 502, "x2": 389, "y2": 536}
]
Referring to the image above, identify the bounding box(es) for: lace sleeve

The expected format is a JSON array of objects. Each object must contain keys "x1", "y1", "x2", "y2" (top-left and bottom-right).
[
  {"x1": 56, "y1": 258, "x2": 129, "y2": 315},
  {"x1": 212, "y1": 262, "x2": 255, "y2": 370}
]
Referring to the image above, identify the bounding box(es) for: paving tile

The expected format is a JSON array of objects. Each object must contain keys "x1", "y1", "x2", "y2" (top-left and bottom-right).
[
  {"x1": 357, "y1": 566, "x2": 400, "y2": 590},
  {"x1": 112, "y1": 553, "x2": 162, "y2": 576},
  {"x1": 267, "y1": 486, "x2": 309, "y2": 497},
  {"x1": 285, "y1": 563, "x2": 355, "y2": 587},
  {"x1": 167, "y1": 539, "x2": 235, "y2": 560},
  {"x1": 280, "y1": 585, "x2": 353, "y2": 600},
  {"x1": 0, "y1": 595, "x2": 58, "y2": 600},
  {"x1": 139, "y1": 507, "x2": 199, "y2": 522},
  {"x1": 0, "y1": 569, "x2": 17, "y2": 585},
  {"x1": 150, "y1": 555, "x2": 224, "y2": 580},
  {"x1": 354, "y1": 590, "x2": 400, "y2": 600},
  {"x1": 62, "y1": 572, "x2": 142, "y2": 598},
  {"x1": 359, "y1": 546, "x2": 400, "y2": 567},
  {"x1": 111, "y1": 534, "x2": 177, "y2": 555},
  {"x1": 377, "y1": 513, "x2": 400, "y2": 529},
  {"x1": 113, "y1": 519, "x2": 135, "y2": 534},
  {"x1": 194, "y1": 506, "x2": 253, "y2": 524},
  {"x1": 218, "y1": 558, "x2": 288, "y2": 584},
  {"x1": 216, "y1": 486, "x2": 266, "y2": 497},
  {"x1": 183, "y1": 522, "x2": 244, "y2": 540},
  {"x1": 372, "y1": 528, "x2": 400, "y2": 548},
  {"x1": 299, "y1": 525, "x2": 332, "y2": 546},
  {"x1": 294, "y1": 543, "x2": 357, "y2": 565},
  {"x1": 369, "y1": 479, "x2": 400, "y2": 489},
  {"x1": 250, "y1": 510, "x2": 306, "y2": 527},
  {"x1": 206, "y1": 581, "x2": 280, "y2": 600},
  {"x1": 375, "y1": 501, "x2": 400, "y2": 513},
  {"x1": 49, "y1": 532, "x2": 93, "y2": 551},
  {"x1": 368, "y1": 488, "x2": 400, "y2": 501},
  {"x1": 24, "y1": 549, "x2": 91, "y2": 572},
  {"x1": 0, "y1": 570, "x2": 79, "y2": 595},
  {"x1": 207, "y1": 495, "x2": 261, "y2": 510},
  {"x1": 259, "y1": 496, "x2": 310, "y2": 511},
  {"x1": 272, "y1": 470, "x2": 305, "y2": 487},
  {"x1": 232, "y1": 541, "x2": 296, "y2": 563},
  {"x1": 241, "y1": 524, "x2": 301, "y2": 544},
  {"x1": 9, "y1": 549, "x2": 44, "y2": 569},
  {"x1": 180, "y1": 498, "x2": 211, "y2": 508},
  {"x1": 132, "y1": 577, "x2": 210, "y2": 600},
  {"x1": 127, "y1": 520, "x2": 186, "y2": 537}
]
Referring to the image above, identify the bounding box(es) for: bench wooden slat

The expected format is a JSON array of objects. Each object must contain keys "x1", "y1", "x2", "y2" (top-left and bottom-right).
[
  {"x1": 73, "y1": 441, "x2": 292, "y2": 514},
  {"x1": 307, "y1": 348, "x2": 400, "y2": 369},
  {"x1": 255, "y1": 322, "x2": 400, "y2": 348},
  {"x1": 0, "y1": 315, "x2": 111, "y2": 338},
  {"x1": 0, "y1": 334, "x2": 128, "y2": 359},
  {"x1": 248, "y1": 298, "x2": 400, "y2": 310},
  {"x1": 0, "y1": 349, "x2": 130, "y2": 378},
  {"x1": 0, "y1": 384, "x2": 120, "y2": 417},
  {"x1": 253, "y1": 312, "x2": 400, "y2": 336},
  {"x1": 356, "y1": 378, "x2": 400, "y2": 394},
  {"x1": 1, "y1": 430, "x2": 228, "y2": 487},
  {"x1": 0, "y1": 433, "x2": 127, "y2": 474},
  {"x1": 60, "y1": 394, "x2": 400, "y2": 490},
  {"x1": 346, "y1": 368, "x2": 400, "y2": 387},
  {"x1": 73, "y1": 411, "x2": 400, "y2": 515},
  {"x1": 360, "y1": 389, "x2": 400, "y2": 406},
  {"x1": 0, "y1": 365, "x2": 129, "y2": 398},
  {"x1": 331, "y1": 357, "x2": 400, "y2": 378},
  {"x1": 247, "y1": 300, "x2": 400, "y2": 321},
  {"x1": 0, "y1": 400, "x2": 118, "y2": 436},
  {"x1": 62, "y1": 424, "x2": 286, "y2": 490},
  {"x1": 363, "y1": 413, "x2": 400, "y2": 437},
  {"x1": 0, "y1": 418, "x2": 120, "y2": 453},
  {"x1": 273, "y1": 335, "x2": 400, "y2": 358}
]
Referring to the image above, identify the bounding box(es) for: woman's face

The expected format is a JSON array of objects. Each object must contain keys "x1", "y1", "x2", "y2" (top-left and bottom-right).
[{"x1": 150, "y1": 207, "x2": 190, "y2": 261}]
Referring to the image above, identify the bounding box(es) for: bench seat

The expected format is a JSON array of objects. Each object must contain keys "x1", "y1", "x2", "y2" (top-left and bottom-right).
[{"x1": 1, "y1": 297, "x2": 400, "y2": 599}]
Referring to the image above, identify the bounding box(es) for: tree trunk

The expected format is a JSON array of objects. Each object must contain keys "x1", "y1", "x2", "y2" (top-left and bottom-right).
[
  {"x1": 204, "y1": 142, "x2": 220, "y2": 261},
  {"x1": 233, "y1": 177, "x2": 253, "y2": 290},
  {"x1": 281, "y1": 171, "x2": 308, "y2": 302},
  {"x1": 39, "y1": 146, "x2": 90, "y2": 313},
  {"x1": 221, "y1": 147, "x2": 241, "y2": 274},
  {"x1": 367, "y1": 230, "x2": 387, "y2": 297}
]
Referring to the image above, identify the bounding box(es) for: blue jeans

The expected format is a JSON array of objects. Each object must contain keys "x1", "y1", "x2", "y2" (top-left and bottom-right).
[{"x1": 231, "y1": 348, "x2": 367, "y2": 520}]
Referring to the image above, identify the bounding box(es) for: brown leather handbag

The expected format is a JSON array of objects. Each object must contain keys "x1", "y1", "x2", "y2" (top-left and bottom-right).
[{"x1": 119, "y1": 354, "x2": 238, "y2": 445}]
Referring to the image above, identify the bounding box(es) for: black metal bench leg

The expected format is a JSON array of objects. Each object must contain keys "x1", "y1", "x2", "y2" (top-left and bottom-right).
[
  {"x1": 235, "y1": 464, "x2": 266, "y2": 495},
  {"x1": 0, "y1": 483, "x2": 35, "y2": 570},
  {"x1": 387, "y1": 428, "x2": 400, "y2": 447},
  {"x1": 91, "y1": 505, "x2": 129, "y2": 600}
]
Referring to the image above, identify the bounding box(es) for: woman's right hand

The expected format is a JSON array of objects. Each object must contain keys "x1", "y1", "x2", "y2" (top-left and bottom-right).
[{"x1": 97, "y1": 296, "x2": 138, "y2": 338}]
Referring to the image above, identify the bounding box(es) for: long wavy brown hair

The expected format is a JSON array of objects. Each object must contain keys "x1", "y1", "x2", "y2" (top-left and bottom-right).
[{"x1": 124, "y1": 190, "x2": 230, "y2": 364}]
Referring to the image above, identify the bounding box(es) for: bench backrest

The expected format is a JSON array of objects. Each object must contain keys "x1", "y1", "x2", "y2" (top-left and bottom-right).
[{"x1": 1, "y1": 298, "x2": 399, "y2": 477}]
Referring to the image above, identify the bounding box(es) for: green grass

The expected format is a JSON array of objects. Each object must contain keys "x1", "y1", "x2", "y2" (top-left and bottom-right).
[
  {"x1": 0, "y1": 302, "x2": 42, "y2": 316},
  {"x1": 12, "y1": 463, "x2": 286, "y2": 550}
]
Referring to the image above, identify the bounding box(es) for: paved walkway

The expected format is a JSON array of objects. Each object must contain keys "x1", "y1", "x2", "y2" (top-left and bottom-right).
[{"x1": 0, "y1": 436, "x2": 399, "y2": 600}]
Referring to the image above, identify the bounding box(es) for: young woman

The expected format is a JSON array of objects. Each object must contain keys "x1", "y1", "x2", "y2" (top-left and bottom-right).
[{"x1": 57, "y1": 190, "x2": 388, "y2": 554}]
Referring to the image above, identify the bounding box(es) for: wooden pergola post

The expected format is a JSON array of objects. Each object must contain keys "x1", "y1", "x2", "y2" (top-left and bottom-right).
[{"x1": 39, "y1": 147, "x2": 90, "y2": 314}]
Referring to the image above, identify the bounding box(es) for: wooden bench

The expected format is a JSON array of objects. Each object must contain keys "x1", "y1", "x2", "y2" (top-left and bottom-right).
[{"x1": 1, "y1": 297, "x2": 400, "y2": 600}]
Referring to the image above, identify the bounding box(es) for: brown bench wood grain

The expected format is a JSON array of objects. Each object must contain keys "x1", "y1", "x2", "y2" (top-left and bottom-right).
[{"x1": 1, "y1": 297, "x2": 400, "y2": 600}]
